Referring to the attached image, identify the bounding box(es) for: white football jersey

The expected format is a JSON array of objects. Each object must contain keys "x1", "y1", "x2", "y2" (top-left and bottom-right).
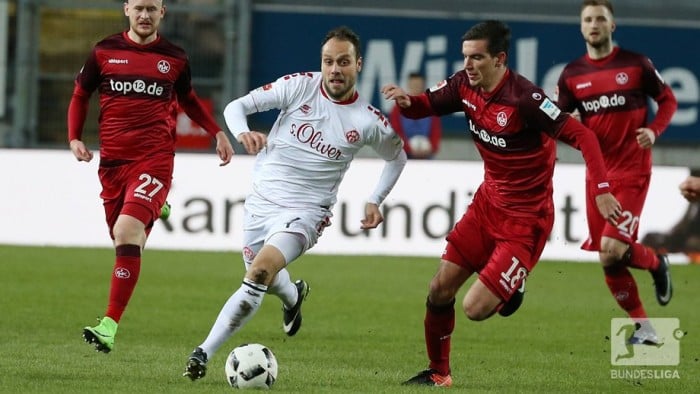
[{"x1": 238, "y1": 72, "x2": 403, "y2": 208}]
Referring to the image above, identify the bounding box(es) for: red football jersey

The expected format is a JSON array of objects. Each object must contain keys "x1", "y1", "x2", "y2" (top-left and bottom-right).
[
  {"x1": 412, "y1": 69, "x2": 596, "y2": 217},
  {"x1": 557, "y1": 47, "x2": 672, "y2": 179},
  {"x1": 72, "y1": 32, "x2": 219, "y2": 160}
]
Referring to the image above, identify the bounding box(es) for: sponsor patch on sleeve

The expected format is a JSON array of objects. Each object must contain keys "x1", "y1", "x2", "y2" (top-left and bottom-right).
[
  {"x1": 539, "y1": 98, "x2": 562, "y2": 120},
  {"x1": 429, "y1": 80, "x2": 447, "y2": 92}
]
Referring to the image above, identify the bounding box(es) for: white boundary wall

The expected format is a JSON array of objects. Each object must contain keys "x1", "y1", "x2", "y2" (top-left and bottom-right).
[{"x1": 0, "y1": 149, "x2": 690, "y2": 263}]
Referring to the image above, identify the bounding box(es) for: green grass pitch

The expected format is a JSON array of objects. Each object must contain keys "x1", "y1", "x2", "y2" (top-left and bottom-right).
[{"x1": 0, "y1": 244, "x2": 697, "y2": 393}]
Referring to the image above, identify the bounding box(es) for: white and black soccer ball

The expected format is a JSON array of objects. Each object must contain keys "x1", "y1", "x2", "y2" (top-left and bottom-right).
[{"x1": 225, "y1": 343, "x2": 278, "y2": 389}]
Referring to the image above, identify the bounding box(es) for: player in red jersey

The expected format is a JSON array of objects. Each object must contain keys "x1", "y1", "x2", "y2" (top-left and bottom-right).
[
  {"x1": 67, "y1": 0, "x2": 234, "y2": 353},
  {"x1": 382, "y1": 20, "x2": 621, "y2": 387},
  {"x1": 556, "y1": 0, "x2": 677, "y2": 345}
]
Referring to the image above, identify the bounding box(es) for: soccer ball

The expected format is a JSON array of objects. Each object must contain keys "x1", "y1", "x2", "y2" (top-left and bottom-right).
[
  {"x1": 225, "y1": 343, "x2": 278, "y2": 389},
  {"x1": 408, "y1": 135, "x2": 432, "y2": 153}
]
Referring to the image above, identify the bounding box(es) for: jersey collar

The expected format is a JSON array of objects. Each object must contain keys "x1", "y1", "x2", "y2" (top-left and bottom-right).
[
  {"x1": 122, "y1": 30, "x2": 161, "y2": 47},
  {"x1": 320, "y1": 83, "x2": 359, "y2": 105}
]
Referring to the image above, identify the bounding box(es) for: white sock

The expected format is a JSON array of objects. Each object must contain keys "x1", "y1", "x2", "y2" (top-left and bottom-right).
[
  {"x1": 267, "y1": 267, "x2": 298, "y2": 309},
  {"x1": 199, "y1": 279, "x2": 267, "y2": 358},
  {"x1": 636, "y1": 319, "x2": 657, "y2": 335}
]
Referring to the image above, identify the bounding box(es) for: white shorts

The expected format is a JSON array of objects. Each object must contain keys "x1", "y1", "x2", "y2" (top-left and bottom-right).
[{"x1": 241, "y1": 194, "x2": 332, "y2": 264}]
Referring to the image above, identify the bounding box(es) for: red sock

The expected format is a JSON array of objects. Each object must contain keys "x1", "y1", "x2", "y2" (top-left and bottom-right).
[
  {"x1": 105, "y1": 244, "x2": 141, "y2": 323},
  {"x1": 626, "y1": 243, "x2": 660, "y2": 271},
  {"x1": 603, "y1": 265, "x2": 646, "y2": 319},
  {"x1": 424, "y1": 298, "x2": 455, "y2": 376}
]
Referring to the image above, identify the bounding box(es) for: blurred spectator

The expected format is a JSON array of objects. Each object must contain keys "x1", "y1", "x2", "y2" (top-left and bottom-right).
[
  {"x1": 679, "y1": 174, "x2": 700, "y2": 203},
  {"x1": 389, "y1": 72, "x2": 441, "y2": 159},
  {"x1": 642, "y1": 169, "x2": 700, "y2": 264}
]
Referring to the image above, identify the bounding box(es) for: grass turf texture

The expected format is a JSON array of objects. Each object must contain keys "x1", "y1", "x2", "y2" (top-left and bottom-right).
[{"x1": 0, "y1": 244, "x2": 697, "y2": 393}]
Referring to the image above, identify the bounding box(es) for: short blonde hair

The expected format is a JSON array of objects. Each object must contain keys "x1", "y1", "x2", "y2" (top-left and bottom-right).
[{"x1": 581, "y1": 0, "x2": 614, "y2": 15}]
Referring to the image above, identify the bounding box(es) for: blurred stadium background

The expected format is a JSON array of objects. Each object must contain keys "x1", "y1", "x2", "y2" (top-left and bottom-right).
[{"x1": 1, "y1": 0, "x2": 699, "y2": 160}]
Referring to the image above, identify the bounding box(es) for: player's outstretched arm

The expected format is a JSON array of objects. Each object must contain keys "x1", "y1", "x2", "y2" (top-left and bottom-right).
[
  {"x1": 557, "y1": 116, "x2": 620, "y2": 225},
  {"x1": 236, "y1": 131, "x2": 267, "y2": 155},
  {"x1": 381, "y1": 84, "x2": 411, "y2": 109},
  {"x1": 214, "y1": 131, "x2": 234, "y2": 166},
  {"x1": 69, "y1": 139, "x2": 94, "y2": 162},
  {"x1": 635, "y1": 127, "x2": 657, "y2": 149},
  {"x1": 679, "y1": 175, "x2": 700, "y2": 202},
  {"x1": 594, "y1": 192, "x2": 622, "y2": 226},
  {"x1": 360, "y1": 203, "x2": 383, "y2": 230},
  {"x1": 223, "y1": 96, "x2": 269, "y2": 155},
  {"x1": 67, "y1": 86, "x2": 93, "y2": 163}
]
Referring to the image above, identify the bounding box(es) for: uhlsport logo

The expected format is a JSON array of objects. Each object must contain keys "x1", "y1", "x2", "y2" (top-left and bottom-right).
[{"x1": 610, "y1": 318, "x2": 683, "y2": 366}]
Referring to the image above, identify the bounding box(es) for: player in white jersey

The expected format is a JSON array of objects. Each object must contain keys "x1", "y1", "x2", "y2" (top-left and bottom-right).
[{"x1": 183, "y1": 26, "x2": 408, "y2": 381}]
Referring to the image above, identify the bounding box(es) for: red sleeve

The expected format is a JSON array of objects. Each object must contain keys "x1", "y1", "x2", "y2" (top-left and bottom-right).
[
  {"x1": 177, "y1": 89, "x2": 221, "y2": 138},
  {"x1": 556, "y1": 68, "x2": 577, "y2": 113},
  {"x1": 429, "y1": 116, "x2": 442, "y2": 155},
  {"x1": 557, "y1": 116, "x2": 611, "y2": 194},
  {"x1": 399, "y1": 93, "x2": 437, "y2": 119},
  {"x1": 67, "y1": 84, "x2": 91, "y2": 142},
  {"x1": 389, "y1": 105, "x2": 405, "y2": 138},
  {"x1": 648, "y1": 85, "x2": 678, "y2": 137}
]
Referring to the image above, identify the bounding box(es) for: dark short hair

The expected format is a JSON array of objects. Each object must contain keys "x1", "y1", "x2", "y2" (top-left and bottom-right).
[
  {"x1": 461, "y1": 20, "x2": 511, "y2": 57},
  {"x1": 321, "y1": 26, "x2": 362, "y2": 59},
  {"x1": 581, "y1": 0, "x2": 614, "y2": 15},
  {"x1": 408, "y1": 72, "x2": 424, "y2": 80}
]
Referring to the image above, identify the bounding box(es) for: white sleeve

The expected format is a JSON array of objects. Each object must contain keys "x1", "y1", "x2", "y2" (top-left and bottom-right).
[
  {"x1": 368, "y1": 149, "x2": 407, "y2": 206},
  {"x1": 222, "y1": 74, "x2": 306, "y2": 138},
  {"x1": 223, "y1": 96, "x2": 257, "y2": 139},
  {"x1": 366, "y1": 114, "x2": 405, "y2": 162},
  {"x1": 363, "y1": 108, "x2": 407, "y2": 205}
]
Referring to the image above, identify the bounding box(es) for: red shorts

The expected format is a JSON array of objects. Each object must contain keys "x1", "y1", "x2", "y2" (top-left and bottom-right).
[
  {"x1": 98, "y1": 154, "x2": 174, "y2": 238},
  {"x1": 441, "y1": 192, "x2": 554, "y2": 302},
  {"x1": 582, "y1": 175, "x2": 650, "y2": 251}
]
